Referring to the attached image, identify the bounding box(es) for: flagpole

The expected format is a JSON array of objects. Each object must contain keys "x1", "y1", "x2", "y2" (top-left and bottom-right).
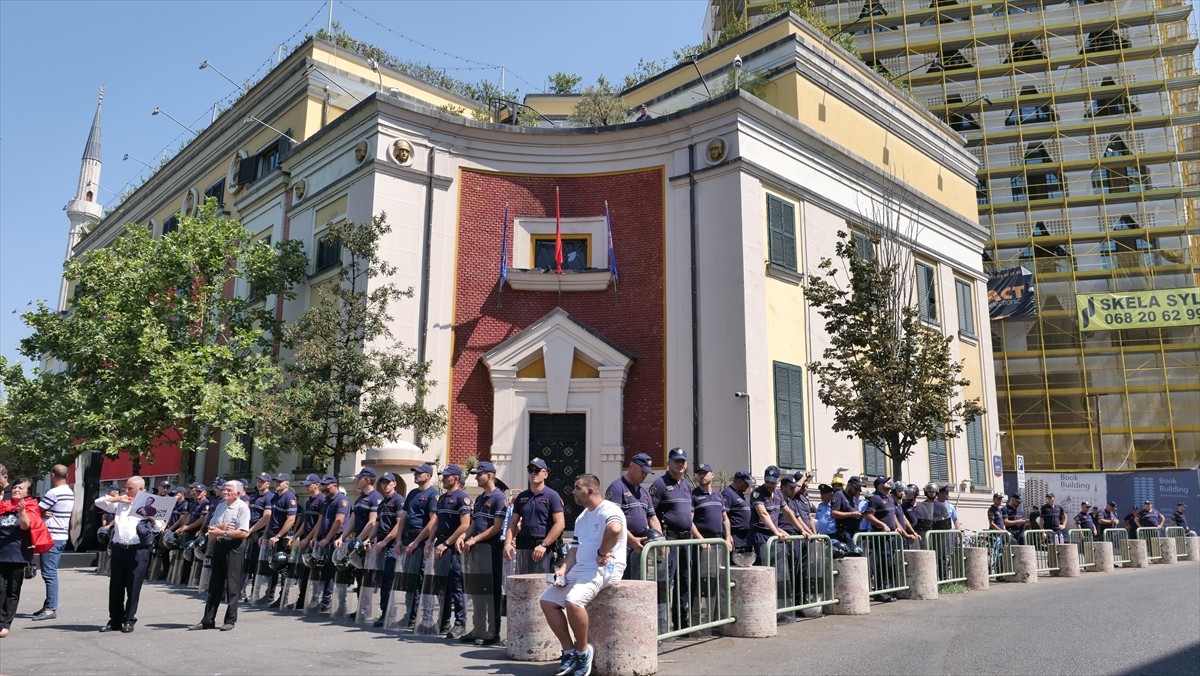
[
  {"x1": 606, "y1": 200, "x2": 620, "y2": 308},
  {"x1": 498, "y1": 203, "x2": 508, "y2": 308},
  {"x1": 554, "y1": 186, "x2": 563, "y2": 275}
]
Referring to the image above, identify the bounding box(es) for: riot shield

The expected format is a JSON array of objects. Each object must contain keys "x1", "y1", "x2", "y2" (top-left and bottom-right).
[
  {"x1": 509, "y1": 547, "x2": 549, "y2": 577},
  {"x1": 250, "y1": 535, "x2": 273, "y2": 603},
  {"x1": 304, "y1": 543, "x2": 329, "y2": 616},
  {"x1": 464, "y1": 545, "x2": 499, "y2": 641},
  {"x1": 414, "y1": 546, "x2": 448, "y2": 635},
  {"x1": 167, "y1": 540, "x2": 184, "y2": 585},
  {"x1": 329, "y1": 543, "x2": 357, "y2": 619},
  {"x1": 355, "y1": 548, "x2": 382, "y2": 627},
  {"x1": 693, "y1": 542, "x2": 724, "y2": 628},
  {"x1": 197, "y1": 537, "x2": 215, "y2": 591},
  {"x1": 384, "y1": 547, "x2": 423, "y2": 631},
  {"x1": 278, "y1": 538, "x2": 302, "y2": 612}
]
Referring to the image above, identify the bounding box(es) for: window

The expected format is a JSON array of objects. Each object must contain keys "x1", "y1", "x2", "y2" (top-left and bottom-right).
[
  {"x1": 928, "y1": 437, "x2": 949, "y2": 484},
  {"x1": 1020, "y1": 222, "x2": 1067, "y2": 260},
  {"x1": 229, "y1": 432, "x2": 254, "y2": 476},
  {"x1": 976, "y1": 178, "x2": 989, "y2": 205},
  {"x1": 1102, "y1": 215, "x2": 1154, "y2": 269},
  {"x1": 247, "y1": 234, "x2": 272, "y2": 303},
  {"x1": 944, "y1": 95, "x2": 980, "y2": 132},
  {"x1": 1006, "y1": 40, "x2": 1045, "y2": 63},
  {"x1": 532, "y1": 236, "x2": 588, "y2": 271},
  {"x1": 863, "y1": 439, "x2": 889, "y2": 478},
  {"x1": 853, "y1": 1, "x2": 893, "y2": 35},
  {"x1": 1012, "y1": 144, "x2": 1065, "y2": 201},
  {"x1": 1091, "y1": 136, "x2": 1149, "y2": 194},
  {"x1": 255, "y1": 140, "x2": 283, "y2": 180},
  {"x1": 773, "y1": 361, "x2": 806, "y2": 470},
  {"x1": 965, "y1": 416, "x2": 987, "y2": 487},
  {"x1": 236, "y1": 134, "x2": 291, "y2": 188},
  {"x1": 315, "y1": 232, "x2": 341, "y2": 273},
  {"x1": 915, "y1": 261, "x2": 938, "y2": 323},
  {"x1": 204, "y1": 178, "x2": 226, "y2": 210},
  {"x1": 161, "y1": 215, "x2": 179, "y2": 236},
  {"x1": 767, "y1": 194, "x2": 798, "y2": 272},
  {"x1": 928, "y1": 50, "x2": 973, "y2": 73},
  {"x1": 922, "y1": 0, "x2": 963, "y2": 26},
  {"x1": 955, "y1": 278, "x2": 976, "y2": 337},
  {"x1": 851, "y1": 230, "x2": 875, "y2": 261},
  {"x1": 1086, "y1": 78, "x2": 1139, "y2": 117},
  {"x1": 1005, "y1": 87, "x2": 1056, "y2": 126},
  {"x1": 1083, "y1": 29, "x2": 1129, "y2": 54}
]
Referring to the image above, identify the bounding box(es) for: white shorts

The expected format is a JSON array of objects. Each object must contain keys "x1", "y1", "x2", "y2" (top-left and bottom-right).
[{"x1": 540, "y1": 566, "x2": 623, "y2": 608}]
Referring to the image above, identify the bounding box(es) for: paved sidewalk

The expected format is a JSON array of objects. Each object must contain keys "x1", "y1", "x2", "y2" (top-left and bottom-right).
[{"x1": 0, "y1": 563, "x2": 1196, "y2": 675}]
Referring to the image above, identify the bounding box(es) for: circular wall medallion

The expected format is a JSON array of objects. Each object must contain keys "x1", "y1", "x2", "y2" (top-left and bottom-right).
[
  {"x1": 292, "y1": 178, "x2": 307, "y2": 202},
  {"x1": 353, "y1": 140, "x2": 369, "y2": 165},
  {"x1": 391, "y1": 139, "x2": 414, "y2": 166},
  {"x1": 705, "y1": 137, "x2": 727, "y2": 164}
]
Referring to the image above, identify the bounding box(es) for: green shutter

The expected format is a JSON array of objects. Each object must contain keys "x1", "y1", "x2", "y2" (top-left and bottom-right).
[
  {"x1": 863, "y1": 439, "x2": 888, "y2": 477},
  {"x1": 767, "y1": 195, "x2": 797, "y2": 271},
  {"x1": 929, "y1": 437, "x2": 948, "y2": 483},
  {"x1": 773, "y1": 361, "x2": 806, "y2": 470},
  {"x1": 966, "y1": 417, "x2": 987, "y2": 486},
  {"x1": 956, "y1": 279, "x2": 975, "y2": 336}
]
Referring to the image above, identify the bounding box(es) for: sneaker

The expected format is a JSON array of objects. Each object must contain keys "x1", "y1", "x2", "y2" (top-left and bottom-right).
[
  {"x1": 572, "y1": 644, "x2": 594, "y2": 676},
  {"x1": 446, "y1": 624, "x2": 466, "y2": 640},
  {"x1": 553, "y1": 650, "x2": 577, "y2": 676},
  {"x1": 319, "y1": 602, "x2": 332, "y2": 613}
]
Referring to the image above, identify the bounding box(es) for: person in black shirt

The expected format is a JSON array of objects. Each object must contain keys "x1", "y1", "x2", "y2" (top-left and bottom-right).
[
  {"x1": 1172, "y1": 503, "x2": 1192, "y2": 535},
  {"x1": 1040, "y1": 494, "x2": 1067, "y2": 544}
]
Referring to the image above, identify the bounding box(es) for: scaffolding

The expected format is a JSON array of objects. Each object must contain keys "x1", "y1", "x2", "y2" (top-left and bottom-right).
[{"x1": 708, "y1": 0, "x2": 1200, "y2": 470}]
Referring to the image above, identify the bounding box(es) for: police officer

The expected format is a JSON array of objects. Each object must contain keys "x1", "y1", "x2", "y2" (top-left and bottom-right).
[
  {"x1": 174, "y1": 483, "x2": 209, "y2": 582},
  {"x1": 604, "y1": 453, "x2": 661, "y2": 580},
  {"x1": 691, "y1": 464, "x2": 731, "y2": 547},
  {"x1": 1040, "y1": 493, "x2": 1067, "y2": 543},
  {"x1": 792, "y1": 472, "x2": 816, "y2": 535},
  {"x1": 291, "y1": 475, "x2": 325, "y2": 609},
  {"x1": 459, "y1": 461, "x2": 506, "y2": 646},
  {"x1": 1096, "y1": 500, "x2": 1120, "y2": 538},
  {"x1": 749, "y1": 466, "x2": 788, "y2": 565},
  {"x1": 155, "y1": 480, "x2": 171, "y2": 497},
  {"x1": 1075, "y1": 501, "x2": 1097, "y2": 537},
  {"x1": 988, "y1": 493, "x2": 1006, "y2": 532},
  {"x1": 505, "y1": 457, "x2": 566, "y2": 575},
  {"x1": 829, "y1": 475, "x2": 865, "y2": 555},
  {"x1": 890, "y1": 482, "x2": 920, "y2": 546},
  {"x1": 243, "y1": 473, "x2": 275, "y2": 601},
  {"x1": 721, "y1": 471, "x2": 752, "y2": 553},
  {"x1": 815, "y1": 484, "x2": 836, "y2": 538},
  {"x1": 650, "y1": 447, "x2": 696, "y2": 632},
  {"x1": 167, "y1": 487, "x2": 188, "y2": 531},
  {"x1": 333, "y1": 468, "x2": 381, "y2": 615},
  {"x1": 780, "y1": 475, "x2": 814, "y2": 538},
  {"x1": 910, "y1": 483, "x2": 951, "y2": 546},
  {"x1": 1138, "y1": 500, "x2": 1164, "y2": 531},
  {"x1": 1172, "y1": 503, "x2": 1190, "y2": 534},
  {"x1": 314, "y1": 476, "x2": 350, "y2": 612},
  {"x1": 397, "y1": 464, "x2": 440, "y2": 630},
  {"x1": 863, "y1": 477, "x2": 900, "y2": 602},
  {"x1": 365, "y1": 472, "x2": 404, "y2": 625},
  {"x1": 1003, "y1": 494, "x2": 1028, "y2": 544},
  {"x1": 421, "y1": 465, "x2": 471, "y2": 639},
  {"x1": 257, "y1": 473, "x2": 297, "y2": 606}
]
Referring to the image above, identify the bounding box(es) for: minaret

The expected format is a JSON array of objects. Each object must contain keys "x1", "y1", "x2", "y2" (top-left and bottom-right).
[{"x1": 59, "y1": 88, "x2": 105, "y2": 312}]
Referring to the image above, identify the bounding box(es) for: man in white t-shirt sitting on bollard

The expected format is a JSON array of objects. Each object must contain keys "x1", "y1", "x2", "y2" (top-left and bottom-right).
[{"x1": 540, "y1": 473, "x2": 628, "y2": 676}]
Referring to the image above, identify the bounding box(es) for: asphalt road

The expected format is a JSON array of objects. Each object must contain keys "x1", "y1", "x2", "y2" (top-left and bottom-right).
[{"x1": 0, "y1": 562, "x2": 1196, "y2": 675}]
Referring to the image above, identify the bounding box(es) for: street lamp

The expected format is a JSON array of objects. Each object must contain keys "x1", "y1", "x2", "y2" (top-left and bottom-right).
[
  {"x1": 122, "y1": 153, "x2": 154, "y2": 170},
  {"x1": 369, "y1": 59, "x2": 383, "y2": 93},
  {"x1": 199, "y1": 59, "x2": 248, "y2": 93},
  {"x1": 151, "y1": 107, "x2": 197, "y2": 135}
]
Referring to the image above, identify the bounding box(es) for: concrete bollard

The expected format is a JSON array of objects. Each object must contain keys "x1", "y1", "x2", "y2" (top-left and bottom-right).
[
  {"x1": 965, "y1": 547, "x2": 989, "y2": 591},
  {"x1": 506, "y1": 574, "x2": 561, "y2": 662},
  {"x1": 723, "y1": 567, "x2": 776, "y2": 638},
  {"x1": 1051, "y1": 544, "x2": 1080, "y2": 577},
  {"x1": 1158, "y1": 537, "x2": 1177, "y2": 564},
  {"x1": 589, "y1": 580, "x2": 657, "y2": 676},
  {"x1": 1129, "y1": 539, "x2": 1149, "y2": 568},
  {"x1": 1011, "y1": 545, "x2": 1038, "y2": 584},
  {"x1": 827, "y1": 557, "x2": 869, "y2": 616},
  {"x1": 1184, "y1": 536, "x2": 1200, "y2": 562},
  {"x1": 898, "y1": 549, "x2": 938, "y2": 600},
  {"x1": 1090, "y1": 542, "x2": 1114, "y2": 572}
]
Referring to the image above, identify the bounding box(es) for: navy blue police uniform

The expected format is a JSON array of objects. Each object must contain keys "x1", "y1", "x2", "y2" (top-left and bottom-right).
[
  {"x1": 749, "y1": 473, "x2": 783, "y2": 565},
  {"x1": 467, "y1": 479, "x2": 506, "y2": 640},
  {"x1": 605, "y1": 473, "x2": 654, "y2": 580},
  {"x1": 319, "y1": 488, "x2": 351, "y2": 606},
  {"x1": 512, "y1": 479, "x2": 565, "y2": 574},
  {"x1": 722, "y1": 478, "x2": 752, "y2": 549},
  {"x1": 650, "y1": 449, "x2": 695, "y2": 631},
  {"x1": 434, "y1": 473, "x2": 471, "y2": 632}
]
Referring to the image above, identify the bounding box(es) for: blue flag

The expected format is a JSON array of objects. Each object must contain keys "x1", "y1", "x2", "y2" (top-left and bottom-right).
[
  {"x1": 605, "y1": 201, "x2": 618, "y2": 283},
  {"x1": 499, "y1": 204, "x2": 509, "y2": 288}
]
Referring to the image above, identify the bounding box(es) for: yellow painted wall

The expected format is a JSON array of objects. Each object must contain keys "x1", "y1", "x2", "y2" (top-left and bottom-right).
[
  {"x1": 522, "y1": 95, "x2": 581, "y2": 117},
  {"x1": 311, "y1": 42, "x2": 474, "y2": 114}
]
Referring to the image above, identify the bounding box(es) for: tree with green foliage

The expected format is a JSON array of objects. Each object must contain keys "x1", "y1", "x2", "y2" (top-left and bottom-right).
[
  {"x1": 803, "y1": 198, "x2": 984, "y2": 480},
  {"x1": 568, "y1": 75, "x2": 627, "y2": 127},
  {"x1": 4, "y1": 200, "x2": 307, "y2": 477},
  {"x1": 547, "y1": 71, "x2": 582, "y2": 94},
  {"x1": 273, "y1": 214, "x2": 447, "y2": 476}
]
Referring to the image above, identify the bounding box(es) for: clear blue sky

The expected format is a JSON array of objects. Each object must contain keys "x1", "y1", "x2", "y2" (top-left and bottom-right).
[{"x1": 0, "y1": 0, "x2": 705, "y2": 371}]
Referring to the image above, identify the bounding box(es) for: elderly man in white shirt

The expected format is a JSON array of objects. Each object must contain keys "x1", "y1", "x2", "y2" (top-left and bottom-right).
[
  {"x1": 190, "y1": 479, "x2": 251, "y2": 632},
  {"x1": 94, "y1": 475, "x2": 161, "y2": 633}
]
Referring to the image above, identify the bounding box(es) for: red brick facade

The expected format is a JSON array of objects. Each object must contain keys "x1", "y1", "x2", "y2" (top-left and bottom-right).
[{"x1": 450, "y1": 168, "x2": 667, "y2": 467}]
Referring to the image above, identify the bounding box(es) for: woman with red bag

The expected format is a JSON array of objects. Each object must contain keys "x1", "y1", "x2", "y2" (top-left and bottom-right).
[{"x1": 0, "y1": 477, "x2": 38, "y2": 638}]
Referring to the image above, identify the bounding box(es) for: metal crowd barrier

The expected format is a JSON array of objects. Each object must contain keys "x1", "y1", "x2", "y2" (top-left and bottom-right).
[
  {"x1": 639, "y1": 538, "x2": 735, "y2": 641},
  {"x1": 1137, "y1": 527, "x2": 1163, "y2": 561},
  {"x1": 1103, "y1": 529, "x2": 1130, "y2": 564},
  {"x1": 924, "y1": 530, "x2": 966, "y2": 584},
  {"x1": 1023, "y1": 529, "x2": 1059, "y2": 573},
  {"x1": 1164, "y1": 526, "x2": 1186, "y2": 553},
  {"x1": 764, "y1": 534, "x2": 838, "y2": 615},
  {"x1": 1068, "y1": 529, "x2": 1096, "y2": 570},
  {"x1": 852, "y1": 532, "x2": 908, "y2": 595},
  {"x1": 973, "y1": 530, "x2": 1014, "y2": 579}
]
